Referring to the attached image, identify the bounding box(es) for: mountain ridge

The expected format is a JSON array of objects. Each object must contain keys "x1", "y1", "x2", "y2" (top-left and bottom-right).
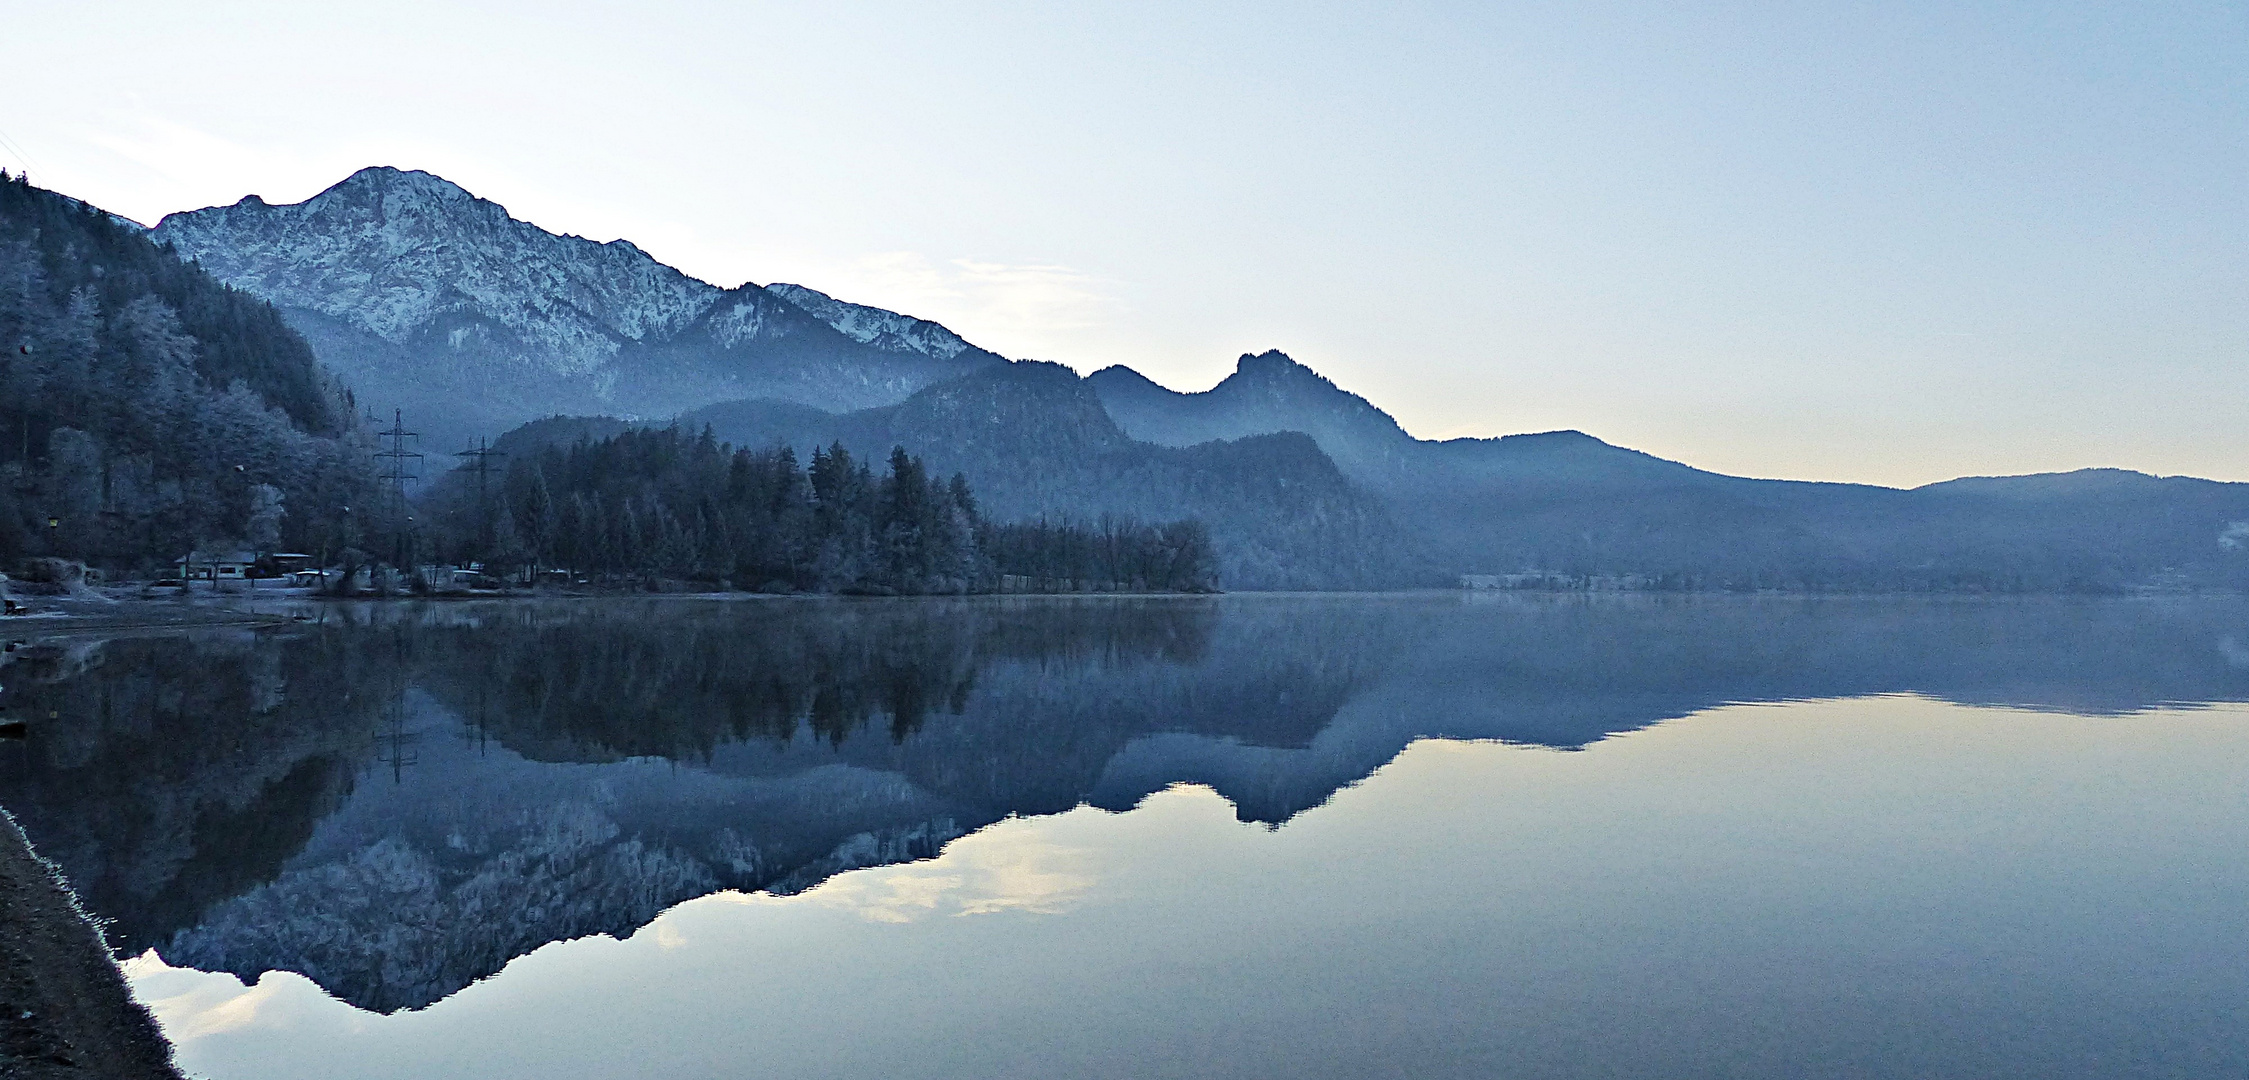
[
  {"x1": 149, "y1": 167, "x2": 1007, "y2": 454},
  {"x1": 670, "y1": 361, "x2": 1415, "y2": 589},
  {"x1": 132, "y1": 165, "x2": 2249, "y2": 592}
]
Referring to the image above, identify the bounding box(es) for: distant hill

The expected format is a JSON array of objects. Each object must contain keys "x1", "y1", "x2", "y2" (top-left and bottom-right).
[
  {"x1": 477, "y1": 348, "x2": 2249, "y2": 594},
  {"x1": 151, "y1": 167, "x2": 1007, "y2": 455},
  {"x1": 477, "y1": 347, "x2": 2249, "y2": 592},
  {"x1": 147, "y1": 165, "x2": 2249, "y2": 593},
  {"x1": 1090, "y1": 351, "x2": 1423, "y2": 485},
  {"x1": 1092, "y1": 350, "x2": 2249, "y2": 591},
  {"x1": 676, "y1": 362, "x2": 1411, "y2": 589},
  {"x1": 485, "y1": 415, "x2": 638, "y2": 460}
]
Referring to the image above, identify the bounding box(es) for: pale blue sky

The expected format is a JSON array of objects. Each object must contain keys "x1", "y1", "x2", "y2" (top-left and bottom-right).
[{"x1": 5, "y1": 0, "x2": 2243, "y2": 485}]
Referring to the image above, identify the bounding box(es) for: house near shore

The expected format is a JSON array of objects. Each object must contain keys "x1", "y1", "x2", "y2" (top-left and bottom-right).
[
  {"x1": 175, "y1": 551, "x2": 257, "y2": 581},
  {"x1": 1461, "y1": 572, "x2": 1572, "y2": 589},
  {"x1": 1460, "y1": 571, "x2": 1656, "y2": 591},
  {"x1": 173, "y1": 552, "x2": 314, "y2": 582}
]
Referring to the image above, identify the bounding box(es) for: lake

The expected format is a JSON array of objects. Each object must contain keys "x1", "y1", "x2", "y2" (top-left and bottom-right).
[{"x1": 3, "y1": 593, "x2": 2246, "y2": 1078}]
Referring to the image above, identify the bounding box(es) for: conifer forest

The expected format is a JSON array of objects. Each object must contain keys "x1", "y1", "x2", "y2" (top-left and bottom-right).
[
  {"x1": 426, "y1": 427, "x2": 1219, "y2": 594},
  {"x1": 0, "y1": 172, "x2": 1217, "y2": 594}
]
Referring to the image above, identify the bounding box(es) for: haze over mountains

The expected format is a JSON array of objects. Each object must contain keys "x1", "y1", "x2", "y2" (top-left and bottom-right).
[{"x1": 147, "y1": 166, "x2": 2249, "y2": 591}]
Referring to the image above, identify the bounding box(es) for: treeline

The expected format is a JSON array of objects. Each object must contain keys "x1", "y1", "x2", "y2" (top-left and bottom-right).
[
  {"x1": 427, "y1": 426, "x2": 1218, "y2": 593},
  {"x1": 979, "y1": 517, "x2": 1216, "y2": 593},
  {"x1": 680, "y1": 362, "x2": 1420, "y2": 590},
  {"x1": 0, "y1": 172, "x2": 375, "y2": 570}
]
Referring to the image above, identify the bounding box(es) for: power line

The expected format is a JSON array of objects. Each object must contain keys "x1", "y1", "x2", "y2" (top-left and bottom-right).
[
  {"x1": 374, "y1": 409, "x2": 421, "y2": 569},
  {"x1": 456, "y1": 437, "x2": 507, "y2": 561}
]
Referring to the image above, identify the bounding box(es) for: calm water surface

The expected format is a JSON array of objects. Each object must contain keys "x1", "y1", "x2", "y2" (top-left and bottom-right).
[{"x1": 3, "y1": 593, "x2": 2246, "y2": 1078}]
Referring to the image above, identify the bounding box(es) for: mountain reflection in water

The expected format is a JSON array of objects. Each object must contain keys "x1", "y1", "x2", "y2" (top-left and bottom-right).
[{"x1": 1, "y1": 593, "x2": 2246, "y2": 1013}]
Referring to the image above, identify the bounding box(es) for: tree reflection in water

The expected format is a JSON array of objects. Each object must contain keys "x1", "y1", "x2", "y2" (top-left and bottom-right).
[{"x1": 1, "y1": 594, "x2": 2245, "y2": 1011}]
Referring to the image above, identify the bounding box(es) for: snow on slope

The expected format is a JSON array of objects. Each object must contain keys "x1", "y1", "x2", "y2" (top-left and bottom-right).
[
  {"x1": 143, "y1": 167, "x2": 1011, "y2": 452},
  {"x1": 153, "y1": 167, "x2": 722, "y2": 378},
  {"x1": 765, "y1": 282, "x2": 994, "y2": 362}
]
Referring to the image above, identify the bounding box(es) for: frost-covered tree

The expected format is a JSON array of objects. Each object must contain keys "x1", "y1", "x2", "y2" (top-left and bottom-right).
[
  {"x1": 0, "y1": 170, "x2": 375, "y2": 571},
  {"x1": 417, "y1": 425, "x2": 1214, "y2": 593}
]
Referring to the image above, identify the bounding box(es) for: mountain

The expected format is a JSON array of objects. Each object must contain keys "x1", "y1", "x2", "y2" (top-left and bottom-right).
[
  {"x1": 507, "y1": 346, "x2": 2249, "y2": 591},
  {"x1": 677, "y1": 362, "x2": 1412, "y2": 589},
  {"x1": 150, "y1": 167, "x2": 1005, "y2": 455},
  {"x1": 145, "y1": 165, "x2": 2249, "y2": 592},
  {"x1": 764, "y1": 282, "x2": 992, "y2": 364},
  {"x1": 1090, "y1": 351, "x2": 1424, "y2": 484},
  {"x1": 1091, "y1": 349, "x2": 1764, "y2": 494},
  {"x1": 1090, "y1": 350, "x2": 2249, "y2": 591}
]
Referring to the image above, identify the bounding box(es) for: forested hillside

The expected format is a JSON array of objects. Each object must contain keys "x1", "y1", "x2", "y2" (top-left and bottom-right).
[
  {"x1": 0, "y1": 173, "x2": 375, "y2": 571},
  {"x1": 1096, "y1": 350, "x2": 2249, "y2": 592},
  {"x1": 474, "y1": 353, "x2": 2249, "y2": 594},
  {"x1": 127, "y1": 163, "x2": 2249, "y2": 595},
  {"x1": 678, "y1": 362, "x2": 1416, "y2": 589},
  {"x1": 422, "y1": 426, "x2": 1217, "y2": 593}
]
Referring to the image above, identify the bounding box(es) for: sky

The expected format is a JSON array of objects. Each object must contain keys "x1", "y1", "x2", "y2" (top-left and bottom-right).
[{"x1": 3, "y1": 0, "x2": 2244, "y2": 486}]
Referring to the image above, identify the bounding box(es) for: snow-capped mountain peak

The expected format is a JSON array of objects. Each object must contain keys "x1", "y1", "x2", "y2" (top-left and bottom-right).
[
  {"x1": 144, "y1": 166, "x2": 1006, "y2": 451},
  {"x1": 153, "y1": 166, "x2": 722, "y2": 373}
]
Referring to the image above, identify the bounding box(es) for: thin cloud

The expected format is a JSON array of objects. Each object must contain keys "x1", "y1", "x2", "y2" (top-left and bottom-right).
[{"x1": 834, "y1": 251, "x2": 1128, "y2": 362}]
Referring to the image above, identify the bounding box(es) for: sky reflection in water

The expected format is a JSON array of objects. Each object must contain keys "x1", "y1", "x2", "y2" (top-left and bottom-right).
[{"x1": 141, "y1": 696, "x2": 2249, "y2": 1080}]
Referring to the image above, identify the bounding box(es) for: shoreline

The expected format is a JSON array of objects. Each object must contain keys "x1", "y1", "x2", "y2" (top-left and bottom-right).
[
  {"x1": 0, "y1": 808, "x2": 181, "y2": 1079},
  {"x1": 4, "y1": 585, "x2": 2249, "y2": 630},
  {"x1": 0, "y1": 586, "x2": 2241, "y2": 642}
]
